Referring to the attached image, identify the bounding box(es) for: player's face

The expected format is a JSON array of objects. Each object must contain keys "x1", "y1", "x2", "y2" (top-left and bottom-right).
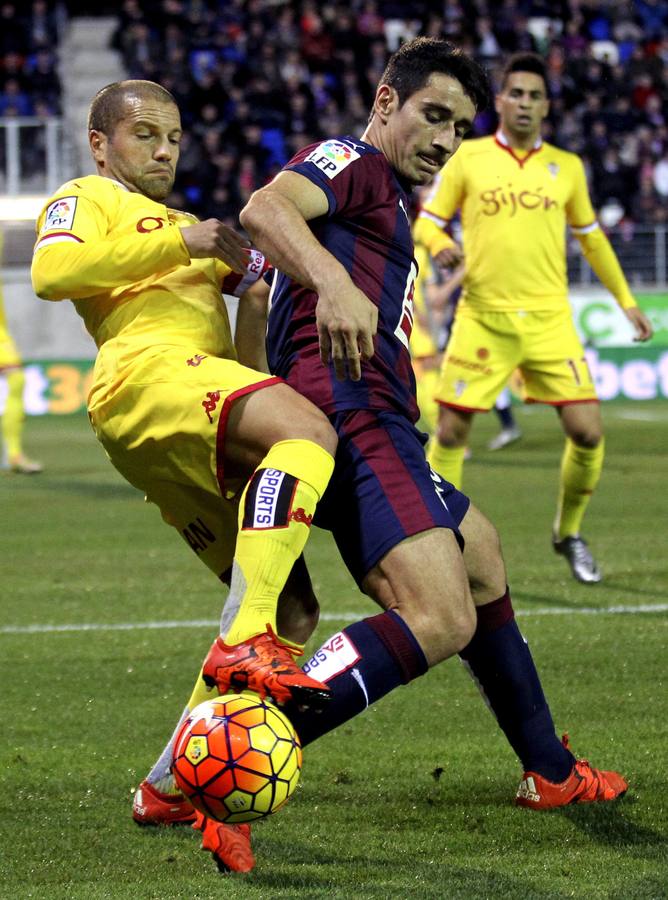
[
  {"x1": 91, "y1": 97, "x2": 182, "y2": 201},
  {"x1": 495, "y1": 72, "x2": 549, "y2": 142},
  {"x1": 377, "y1": 73, "x2": 476, "y2": 186}
]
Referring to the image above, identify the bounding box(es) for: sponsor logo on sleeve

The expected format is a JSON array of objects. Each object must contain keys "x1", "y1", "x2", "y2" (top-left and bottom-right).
[
  {"x1": 303, "y1": 140, "x2": 360, "y2": 179},
  {"x1": 42, "y1": 196, "x2": 77, "y2": 232},
  {"x1": 302, "y1": 631, "x2": 362, "y2": 682}
]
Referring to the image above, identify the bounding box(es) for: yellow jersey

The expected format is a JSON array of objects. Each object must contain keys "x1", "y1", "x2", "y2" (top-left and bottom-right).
[
  {"x1": 416, "y1": 133, "x2": 607, "y2": 313},
  {"x1": 31, "y1": 175, "x2": 265, "y2": 375}
]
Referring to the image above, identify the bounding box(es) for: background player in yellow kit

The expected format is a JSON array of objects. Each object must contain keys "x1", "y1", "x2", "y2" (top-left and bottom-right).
[
  {"x1": 414, "y1": 53, "x2": 653, "y2": 584},
  {"x1": 0, "y1": 231, "x2": 42, "y2": 474},
  {"x1": 31, "y1": 79, "x2": 353, "y2": 870}
]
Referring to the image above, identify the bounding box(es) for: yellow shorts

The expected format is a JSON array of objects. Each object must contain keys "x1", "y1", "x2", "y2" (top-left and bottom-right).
[
  {"x1": 88, "y1": 346, "x2": 282, "y2": 579},
  {"x1": 434, "y1": 307, "x2": 597, "y2": 411},
  {"x1": 0, "y1": 333, "x2": 21, "y2": 371}
]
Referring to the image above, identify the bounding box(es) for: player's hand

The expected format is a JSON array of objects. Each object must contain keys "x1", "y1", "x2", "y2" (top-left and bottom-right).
[
  {"x1": 180, "y1": 220, "x2": 250, "y2": 273},
  {"x1": 625, "y1": 306, "x2": 653, "y2": 342},
  {"x1": 433, "y1": 243, "x2": 463, "y2": 269},
  {"x1": 315, "y1": 285, "x2": 378, "y2": 381}
]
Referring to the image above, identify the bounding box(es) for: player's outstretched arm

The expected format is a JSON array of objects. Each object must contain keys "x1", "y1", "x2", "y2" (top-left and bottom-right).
[
  {"x1": 240, "y1": 172, "x2": 377, "y2": 382},
  {"x1": 576, "y1": 227, "x2": 653, "y2": 343},
  {"x1": 180, "y1": 219, "x2": 249, "y2": 274}
]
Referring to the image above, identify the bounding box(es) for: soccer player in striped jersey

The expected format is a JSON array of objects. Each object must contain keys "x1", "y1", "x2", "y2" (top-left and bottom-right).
[
  {"x1": 414, "y1": 52, "x2": 653, "y2": 583},
  {"x1": 236, "y1": 35, "x2": 627, "y2": 856}
]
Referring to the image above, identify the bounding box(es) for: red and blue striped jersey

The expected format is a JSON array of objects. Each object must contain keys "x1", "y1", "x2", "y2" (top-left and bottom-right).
[{"x1": 266, "y1": 138, "x2": 420, "y2": 423}]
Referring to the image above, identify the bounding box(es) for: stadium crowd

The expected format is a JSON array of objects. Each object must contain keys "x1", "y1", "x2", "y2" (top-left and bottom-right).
[{"x1": 2, "y1": 0, "x2": 668, "y2": 224}]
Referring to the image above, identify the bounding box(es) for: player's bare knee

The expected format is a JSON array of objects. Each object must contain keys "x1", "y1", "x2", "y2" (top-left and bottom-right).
[
  {"x1": 436, "y1": 408, "x2": 470, "y2": 448},
  {"x1": 308, "y1": 411, "x2": 338, "y2": 456},
  {"x1": 569, "y1": 428, "x2": 603, "y2": 449},
  {"x1": 280, "y1": 403, "x2": 337, "y2": 456},
  {"x1": 430, "y1": 602, "x2": 476, "y2": 662},
  {"x1": 462, "y1": 507, "x2": 507, "y2": 601},
  {"x1": 405, "y1": 589, "x2": 476, "y2": 663}
]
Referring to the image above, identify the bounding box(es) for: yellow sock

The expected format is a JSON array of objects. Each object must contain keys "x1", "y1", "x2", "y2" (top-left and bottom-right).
[
  {"x1": 2, "y1": 368, "x2": 25, "y2": 460},
  {"x1": 221, "y1": 439, "x2": 334, "y2": 645},
  {"x1": 187, "y1": 667, "x2": 212, "y2": 709},
  {"x1": 427, "y1": 439, "x2": 466, "y2": 490},
  {"x1": 554, "y1": 438, "x2": 605, "y2": 539}
]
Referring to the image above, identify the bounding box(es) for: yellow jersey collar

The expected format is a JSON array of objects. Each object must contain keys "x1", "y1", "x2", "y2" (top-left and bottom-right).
[{"x1": 494, "y1": 130, "x2": 543, "y2": 168}]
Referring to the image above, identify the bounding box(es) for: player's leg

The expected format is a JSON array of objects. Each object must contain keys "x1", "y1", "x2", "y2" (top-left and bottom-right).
[
  {"x1": 553, "y1": 401, "x2": 604, "y2": 583},
  {"x1": 213, "y1": 380, "x2": 335, "y2": 646},
  {"x1": 455, "y1": 501, "x2": 626, "y2": 806},
  {"x1": 283, "y1": 411, "x2": 476, "y2": 746},
  {"x1": 521, "y1": 311, "x2": 603, "y2": 582},
  {"x1": 428, "y1": 404, "x2": 473, "y2": 488},
  {"x1": 136, "y1": 555, "x2": 318, "y2": 871},
  {"x1": 427, "y1": 311, "x2": 518, "y2": 488},
  {"x1": 199, "y1": 379, "x2": 338, "y2": 704},
  {"x1": 1, "y1": 364, "x2": 42, "y2": 473},
  {"x1": 488, "y1": 385, "x2": 522, "y2": 451},
  {"x1": 458, "y1": 504, "x2": 574, "y2": 779},
  {"x1": 412, "y1": 354, "x2": 441, "y2": 435},
  {"x1": 90, "y1": 350, "x2": 336, "y2": 702}
]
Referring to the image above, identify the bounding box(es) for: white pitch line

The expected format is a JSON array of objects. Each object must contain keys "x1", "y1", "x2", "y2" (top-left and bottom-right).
[{"x1": 1, "y1": 603, "x2": 667, "y2": 635}]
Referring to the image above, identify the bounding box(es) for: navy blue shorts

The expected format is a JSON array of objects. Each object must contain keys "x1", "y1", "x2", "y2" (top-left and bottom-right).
[{"x1": 313, "y1": 409, "x2": 470, "y2": 586}]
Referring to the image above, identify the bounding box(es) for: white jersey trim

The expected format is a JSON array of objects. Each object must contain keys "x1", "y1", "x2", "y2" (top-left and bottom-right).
[
  {"x1": 419, "y1": 209, "x2": 449, "y2": 229},
  {"x1": 33, "y1": 233, "x2": 83, "y2": 253},
  {"x1": 570, "y1": 221, "x2": 600, "y2": 235}
]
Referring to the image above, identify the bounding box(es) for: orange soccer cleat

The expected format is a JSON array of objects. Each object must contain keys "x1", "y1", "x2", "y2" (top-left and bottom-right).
[
  {"x1": 193, "y1": 811, "x2": 255, "y2": 874},
  {"x1": 201, "y1": 624, "x2": 330, "y2": 710},
  {"x1": 516, "y1": 735, "x2": 627, "y2": 809},
  {"x1": 132, "y1": 779, "x2": 196, "y2": 826}
]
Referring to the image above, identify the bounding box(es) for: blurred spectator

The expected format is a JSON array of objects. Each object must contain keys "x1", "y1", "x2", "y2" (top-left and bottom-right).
[{"x1": 0, "y1": 78, "x2": 33, "y2": 115}]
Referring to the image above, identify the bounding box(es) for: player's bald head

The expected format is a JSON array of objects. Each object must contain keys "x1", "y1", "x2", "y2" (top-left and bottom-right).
[{"x1": 88, "y1": 80, "x2": 178, "y2": 135}]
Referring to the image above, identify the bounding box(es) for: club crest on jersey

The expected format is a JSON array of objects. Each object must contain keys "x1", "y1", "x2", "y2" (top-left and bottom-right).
[
  {"x1": 42, "y1": 196, "x2": 77, "y2": 232},
  {"x1": 304, "y1": 140, "x2": 360, "y2": 179},
  {"x1": 187, "y1": 354, "x2": 207, "y2": 367}
]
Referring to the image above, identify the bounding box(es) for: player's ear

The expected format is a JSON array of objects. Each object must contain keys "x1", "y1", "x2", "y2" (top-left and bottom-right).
[
  {"x1": 374, "y1": 84, "x2": 397, "y2": 124},
  {"x1": 89, "y1": 129, "x2": 107, "y2": 163}
]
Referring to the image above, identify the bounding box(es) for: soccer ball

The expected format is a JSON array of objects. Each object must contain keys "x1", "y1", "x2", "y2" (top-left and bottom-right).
[{"x1": 171, "y1": 693, "x2": 302, "y2": 824}]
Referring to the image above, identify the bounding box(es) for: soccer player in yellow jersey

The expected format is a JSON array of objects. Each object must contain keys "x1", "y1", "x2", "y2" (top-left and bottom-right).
[
  {"x1": 0, "y1": 232, "x2": 42, "y2": 474},
  {"x1": 31, "y1": 79, "x2": 354, "y2": 870},
  {"x1": 414, "y1": 53, "x2": 653, "y2": 584}
]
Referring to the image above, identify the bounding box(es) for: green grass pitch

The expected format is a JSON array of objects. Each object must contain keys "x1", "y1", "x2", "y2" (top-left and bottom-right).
[{"x1": 1, "y1": 403, "x2": 667, "y2": 899}]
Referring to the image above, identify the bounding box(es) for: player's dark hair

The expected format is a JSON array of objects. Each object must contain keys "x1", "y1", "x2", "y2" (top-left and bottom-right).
[
  {"x1": 379, "y1": 37, "x2": 489, "y2": 112},
  {"x1": 88, "y1": 80, "x2": 177, "y2": 134},
  {"x1": 500, "y1": 53, "x2": 549, "y2": 94}
]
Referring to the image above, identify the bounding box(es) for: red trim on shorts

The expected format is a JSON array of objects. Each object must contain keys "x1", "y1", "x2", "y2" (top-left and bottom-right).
[
  {"x1": 524, "y1": 397, "x2": 599, "y2": 407},
  {"x1": 435, "y1": 399, "x2": 490, "y2": 413},
  {"x1": 214, "y1": 375, "x2": 283, "y2": 496},
  {"x1": 0, "y1": 363, "x2": 21, "y2": 374}
]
